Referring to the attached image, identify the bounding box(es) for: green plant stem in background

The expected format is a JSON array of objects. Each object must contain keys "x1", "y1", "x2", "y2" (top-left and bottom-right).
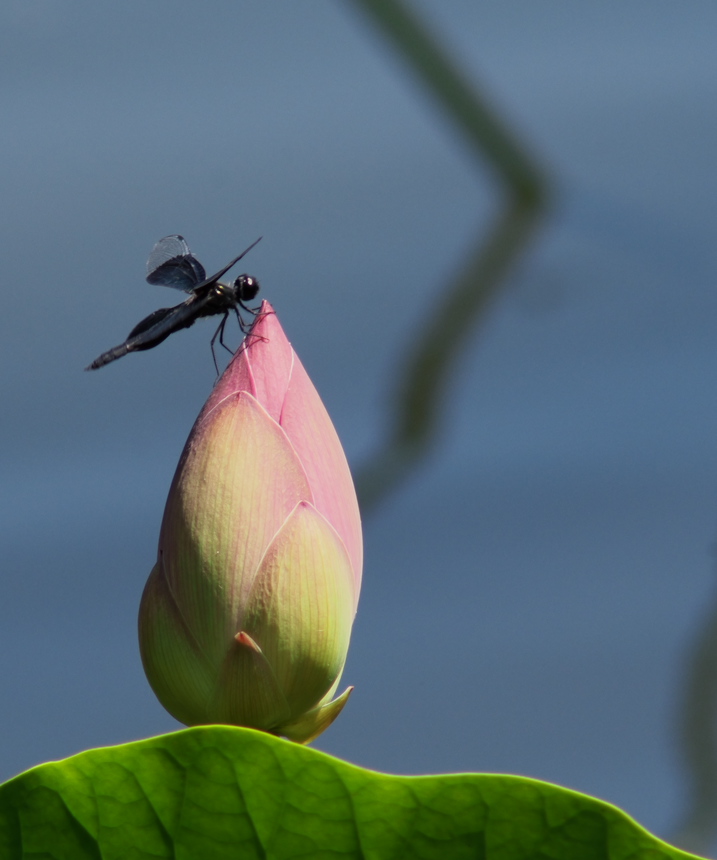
[
  {"x1": 357, "y1": 201, "x2": 540, "y2": 508},
  {"x1": 344, "y1": 1, "x2": 717, "y2": 852},
  {"x1": 346, "y1": 0, "x2": 550, "y2": 510},
  {"x1": 672, "y1": 583, "x2": 717, "y2": 855}
]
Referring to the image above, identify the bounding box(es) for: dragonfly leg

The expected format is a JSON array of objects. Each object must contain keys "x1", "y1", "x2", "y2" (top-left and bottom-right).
[
  {"x1": 234, "y1": 307, "x2": 268, "y2": 350},
  {"x1": 210, "y1": 312, "x2": 230, "y2": 375},
  {"x1": 239, "y1": 305, "x2": 272, "y2": 348},
  {"x1": 233, "y1": 306, "x2": 250, "y2": 334},
  {"x1": 238, "y1": 300, "x2": 261, "y2": 319},
  {"x1": 218, "y1": 313, "x2": 235, "y2": 355}
]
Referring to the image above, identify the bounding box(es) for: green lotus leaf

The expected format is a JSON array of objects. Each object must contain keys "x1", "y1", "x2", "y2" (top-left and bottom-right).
[{"x1": 0, "y1": 726, "x2": 700, "y2": 860}]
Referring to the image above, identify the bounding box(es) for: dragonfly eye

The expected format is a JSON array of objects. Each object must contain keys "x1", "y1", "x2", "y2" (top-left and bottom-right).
[{"x1": 235, "y1": 275, "x2": 260, "y2": 302}]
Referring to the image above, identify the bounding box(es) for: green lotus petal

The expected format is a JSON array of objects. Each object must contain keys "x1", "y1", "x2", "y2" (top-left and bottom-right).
[
  {"x1": 279, "y1": 685, "x2": 353, "y2": 744},
  {"x1": 209, "y1": 631, "x2": 292, "y2": 730},
  {"x1": 241, "y1": 500, "x2": 355, "y2": 720},
  {"x1": 0, "y1": 728, "x2": 701, "y2": 860},
  {"x1": 160, "y1": 391, "x2": 312, "y2": 661},
  {"x1": 138, "y1": 561, "x2": 214, "y2": 725}
]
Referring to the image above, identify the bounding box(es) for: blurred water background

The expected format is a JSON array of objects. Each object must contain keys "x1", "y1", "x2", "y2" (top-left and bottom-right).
[{"x1": 1, "y1": 0, "x2": 717, "y2": 851}]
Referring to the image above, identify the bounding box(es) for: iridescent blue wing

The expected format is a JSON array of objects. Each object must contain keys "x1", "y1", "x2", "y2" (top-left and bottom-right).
[{"x1": 146, "y1": 235, "x2": 206, "y2": 291}]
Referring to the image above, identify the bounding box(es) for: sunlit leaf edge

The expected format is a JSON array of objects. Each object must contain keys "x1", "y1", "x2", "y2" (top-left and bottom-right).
[{"x1": 0, "y1": 725, "x2": 702, "y2": 860}]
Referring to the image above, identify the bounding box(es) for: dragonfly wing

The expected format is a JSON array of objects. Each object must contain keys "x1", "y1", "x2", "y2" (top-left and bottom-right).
[
  {"x1": 196, "y1": 237, "x2": 262, "y2": 288},
  {"x1": 146, "y1": 235, "x2": 206, "y2": 291}
]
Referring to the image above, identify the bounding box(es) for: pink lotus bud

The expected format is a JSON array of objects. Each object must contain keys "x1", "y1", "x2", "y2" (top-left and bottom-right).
[{"x1": 138, "y1": 303, "x2": 362, "y2": 743}]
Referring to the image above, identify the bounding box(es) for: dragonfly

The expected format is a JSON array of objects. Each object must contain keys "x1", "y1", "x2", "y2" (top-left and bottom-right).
[{"x1": 85, "y1": 234, "x2": 261, "y2": 372}]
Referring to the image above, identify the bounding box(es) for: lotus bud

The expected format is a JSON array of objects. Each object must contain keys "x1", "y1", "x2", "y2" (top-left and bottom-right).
[{"x1": 138, "y1": 302, "x2": 362, "y2": 743}]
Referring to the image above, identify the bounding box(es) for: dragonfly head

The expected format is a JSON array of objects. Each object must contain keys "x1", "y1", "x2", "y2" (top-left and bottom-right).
[{"x1": 234, "y1": 274, "x2": 260, "y2": 303}]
